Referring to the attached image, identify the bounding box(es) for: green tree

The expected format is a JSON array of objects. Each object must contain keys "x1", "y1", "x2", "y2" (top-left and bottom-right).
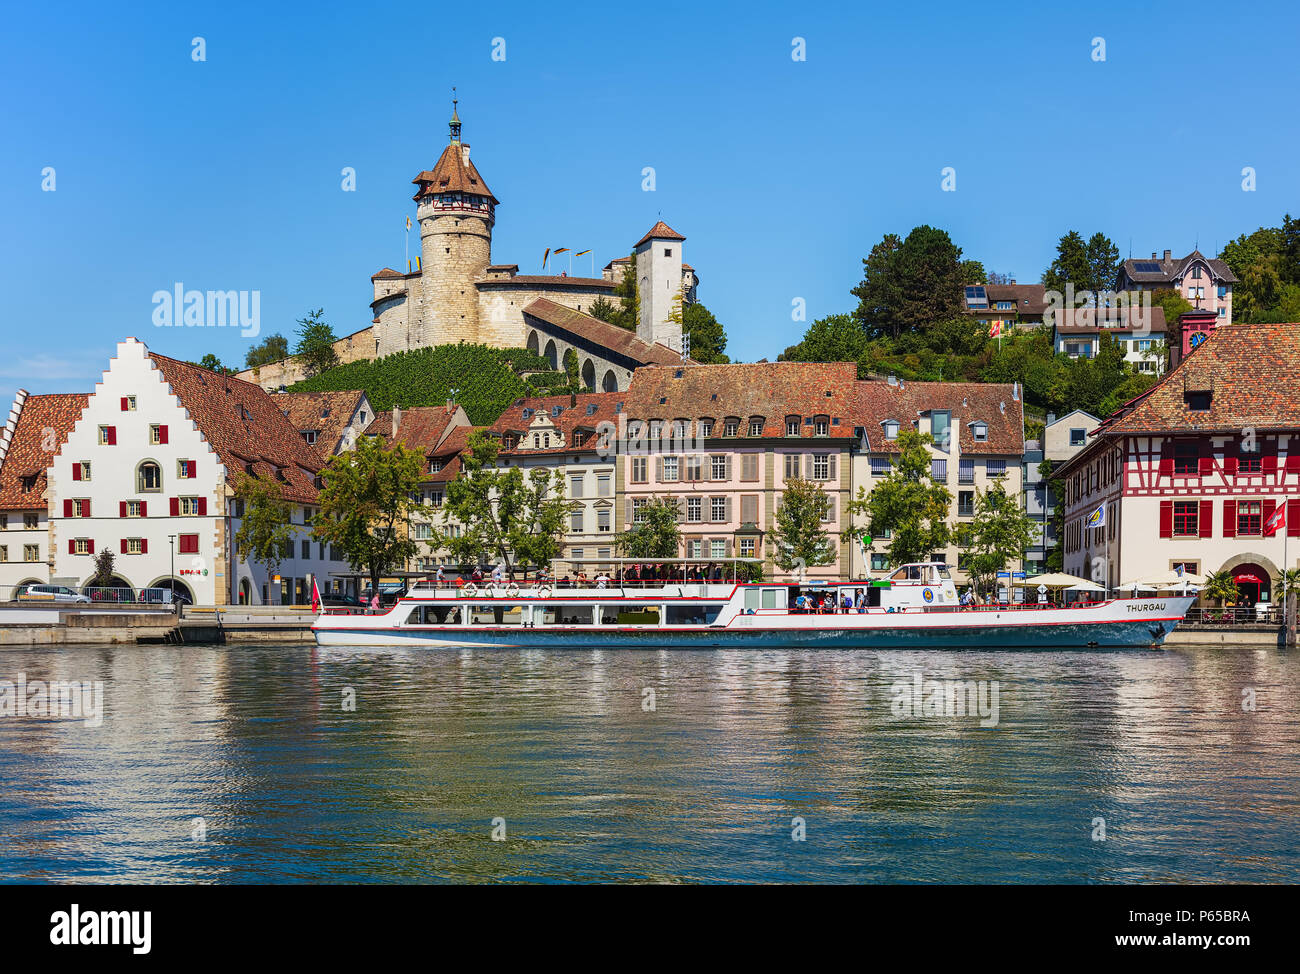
[
  {"x1": 196, "y1": 353, "x2": 234, "y2": 375},
  {"x1": 1038, "y1": 459, "x2": 1065, "y2": 572},
  {"x1": 844, "y1": 431, "x2": 952, "y2": 565},
  {"x1": 851, "y1": 226, "x2": 965, "y2": 338},
  {"x1": 1043, "y1": 230, "x2": 1119, "y2": 300},
  {"x1": 295, "y1": 308, "x2": 339, "y2": 377},
  {"x1": 609, "y1": 253, "x2": 639, "y2": 330},
  {"x1": 769, "y1": 477, "x2": 836, "y2": 576},
  {"x1": 1202, "y1": 570, "x2": 1239, "y2": 609},
  {"x1": 964, "y1": 481, "x2": 1037, "y2": 595},
  {"x1": 779, "y1": 313, "x2": 870, "y2": 367},
  {"x1": 89, "y1": 548, "x2": 116, "y2": 588},
  {"x1": 245, "y1": 333, "x2": 289, "y2": 369},
  {"x1": 233, "y1": 474, "x2": 295, "y2": 587},
  {"x1": 433, "y1": 430, "x2": 568, "y2": 577},
  {"x1": 682, "y1": 301, "x2": 729, "y2": 363},
  {"x1": 312, "y1": 434, "x2": 424, "y2": 595},
  {"x1": 587, "y1": 296, "x2": 619, "y2": 324},
  {"x1": 617, "y1": 497, "x2": 682, "y2": 559}
]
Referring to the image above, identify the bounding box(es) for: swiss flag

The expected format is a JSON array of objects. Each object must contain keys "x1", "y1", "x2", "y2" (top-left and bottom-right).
[
  {"x1": 1263, "y1": 503, "x2": 1287, "y2": 537},
  {"x1": 989, "y1": 320, "x2": 1003, "y2": 339}
]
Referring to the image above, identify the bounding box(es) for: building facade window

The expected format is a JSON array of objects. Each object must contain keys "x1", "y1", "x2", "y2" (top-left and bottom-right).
[
  {"x1": 687, "y1": 497, "x2": 702, "y2": 523},
  {"x1": 931, "y1": 459, "x2": 947, "y2": 481},
  {"x1": 711, "y1": 497, "x2": 727, "y2": 522},
  {"x1": 1172, "y1": 501, "x2": 1199, "y2": 536},
  {"x1": 631, "y1": 457, "x2": 647, "y2": 483},
  {"x1": 1237, "y1": 501, "x2": 1262, "y2": 536}
]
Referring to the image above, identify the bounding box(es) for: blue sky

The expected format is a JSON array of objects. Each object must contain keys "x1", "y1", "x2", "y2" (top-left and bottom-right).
[{"x1": 2, "y1": 0, "x2": 1297, "y2": 406}]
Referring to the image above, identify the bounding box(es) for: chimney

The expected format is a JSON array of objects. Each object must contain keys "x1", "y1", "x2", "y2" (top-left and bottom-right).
[
  {"x1": 1163, "y1": 249, "x2": 1172, "y2": 261},
  {"x1": 1047, "y1": 412, "x2": 1056, "y2": 424},
  {"x1": 570, "y1": 392, "x2": 577, "y2": 408},
  {"x1": 461, "y1": 144, "x2": 471, "y2": 164},
  {"x1": 1151, "y1": 252, "x2": 1157, "y2": 260},
  {"x1": 392, "y1": 405, "x2": 402, "y2": 438}
]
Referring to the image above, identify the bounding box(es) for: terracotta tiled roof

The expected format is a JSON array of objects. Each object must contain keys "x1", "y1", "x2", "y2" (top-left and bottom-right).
[
  {"x1": 1050, "y1": 305, "x2": 1167, "y2": 333},
  {"x1": 371, "y1": 268, "x2": 404, "y2": 279},
  {"x1": 271, "y1": 390, "x2": 366, "y2": 460},
  {"x1": 147, "y1": 351, "x2": 323, "y2": 503},
  {"x1": 487, "y1": 392, "x2": 622, "y2": 456},
  {"x1": 625, "y1": 362, "x2": 860, "y2": 438},
  {"x1": 363, "y1": 405, "x2": 461, "y2": 455},
  {"x1": 423, "y1": 424, "x2": 478, "y2": 483},
  {"x1": 0, "y1": 393, "x2": 88, "y2": 510},
  {"x1": 853, "y1": 380, "x2": 1024, "y2": 456},
  {"x1": 477, "y1": 275, "x2": 613, "y2": 290},
  {"x1": 1094, "y1": 321, "x2": 1300, "y2": 436},
  {"x1": 635, "y1": 221, "x2": 685, "y2": 247},
  {"x1": 523, "y1": 298, "x2": 680, "y2": 366},
  {"x1": 411, "y1": 142, "x2": 497, "y2": 203}
]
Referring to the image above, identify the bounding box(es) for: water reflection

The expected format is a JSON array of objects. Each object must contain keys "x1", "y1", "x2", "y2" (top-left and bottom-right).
[{"x1": 0, "y1": 643, "x2": 1296, "y2": 883}]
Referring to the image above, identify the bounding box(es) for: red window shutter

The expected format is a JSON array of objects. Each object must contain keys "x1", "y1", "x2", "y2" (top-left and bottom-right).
[
  {"x1": 83, "y1": 500, "x2": 90, "y2": 517},
  {"x1": 170, "y1": 497, "x2": 179, "y2": 517},
  {"x1": 121, "y1": 538, "x2": 128, "y2": 554},
  {"x1": 1159, "y1": 500, "x2": 1173, "y2": 538},
  {"x1": 1289, "y1": 499, "x2": 1300, "y2": 538},
  {"x1": 1198, "y1": 452, "x2": 1213, "y2": 477},
  {"x1": 159, "y1": 425, "x2": 169, "y2": 445},
  {"x1": 197, "y1": 497, "x2": 207, "y2": 516},
  {"x1": 1263, "y1": 452, "x2": 1278, "y2": 475},
  {"x1": 139, "y1": 501, "x2": 147, "y2": 518},
  {"x1": 1224, "y1": 500, "x2": 1237, "y2": 538},
  {"x1": 88, "y1": 538, "x2": 94, "y2": 553},
  {"x1": 1262, "y1": 498, "x2": 1277, "y2": 529},
  {"x1": 119, "y1": 501, "x2": 127, "y2": 518},
  {"x1": 68, "y1": 539, "x2": 75, "y2": 555},
  {"x1": 63, "y1": 499, "x2": 73, "y2": 518},
  {"x1": 141, "y1": 538, "x2": 148, "y2": 554},
  {"x1": 1224, "y1": 454, "x2": 1238, "y2": 476},
  {"x1": 1199, "y1": 500, "x2": 1212, "y2": 538},
  {"x1": 1158, "y1": 454, "x2": 1173, "y2": 479},
  {"x1": 1287, "y1": 453, "x2": 1300, "y2": 474},
  {"x1": 72, "y1": 464, "x2": 81, "y2": 482},
  {"x1": 106, "y1": 426, "x2": 116, "y2": 446},
  {"x1": 120, "y1": 397, "x2": 129, "y2": 411}
]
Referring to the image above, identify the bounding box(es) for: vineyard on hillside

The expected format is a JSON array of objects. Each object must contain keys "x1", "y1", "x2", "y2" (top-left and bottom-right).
[{"x1": 287, "y1": 344, "x2": 574, "y2": 424}]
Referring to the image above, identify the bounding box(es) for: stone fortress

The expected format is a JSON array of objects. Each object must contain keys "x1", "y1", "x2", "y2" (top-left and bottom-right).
[{"x1": 241, "y1": 102, "x2": 699, "y2": 390}]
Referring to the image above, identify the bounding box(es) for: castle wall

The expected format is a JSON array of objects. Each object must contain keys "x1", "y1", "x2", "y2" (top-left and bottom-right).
[
  {"x1": 477, "y1": 285, "x2": 617, "y2": 348},
  {"x1": 418, "y1": 208, "x2": 492, "y2": 346}
]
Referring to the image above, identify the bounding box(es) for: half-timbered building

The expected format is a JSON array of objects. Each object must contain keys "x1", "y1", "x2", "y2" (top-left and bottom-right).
[{"x1": 1057, "y1": 322, "x2": 1300, "y2": 604}]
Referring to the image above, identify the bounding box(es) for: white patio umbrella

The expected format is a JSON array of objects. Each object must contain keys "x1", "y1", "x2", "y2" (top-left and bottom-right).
[
  {"x1": 1137, "y1": 570, "x2": 1206, "y2": 589},
  {"x1": 1119, "y1": 579, "x2": 1158, "y2": 593},
  {"x1": 1013, "y1": 572, "x2": 1105, "y2": 592}
]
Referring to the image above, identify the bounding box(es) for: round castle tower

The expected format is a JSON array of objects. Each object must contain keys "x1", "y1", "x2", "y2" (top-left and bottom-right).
[{"x1": 412, "y1": 101, "x2": 498, "y2": 345}]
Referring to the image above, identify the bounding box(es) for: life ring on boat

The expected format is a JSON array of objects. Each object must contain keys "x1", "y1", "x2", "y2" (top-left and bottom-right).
[
  {"x1": 463, "y1": 582, "x2": 478, "y2": 598},
  {"x1": 536, "y1": 585, "x2": 552, "y2": 599},
  {"x1": 505, "y1": 581, "x2": 520, "y2": 598}
]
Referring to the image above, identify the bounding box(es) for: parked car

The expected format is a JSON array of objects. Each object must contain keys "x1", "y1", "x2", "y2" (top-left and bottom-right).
[
  {"x1": 322, "y1": 594, "x2": 363, "y2": 609},
  {"x1": 19, "y1": 584, "x2": 92, "y2": 604}
]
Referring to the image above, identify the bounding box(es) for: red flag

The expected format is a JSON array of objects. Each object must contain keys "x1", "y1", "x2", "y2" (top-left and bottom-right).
[
  {"x1": 1263, "y1": 504, "x2": 1286, "y2": 537},
  {"x1": 311, "y1": 577, "x2": 322, "y2": 613},
  {"x1": 989, "y1": 319, "x2": 1002, "y2": 339}
]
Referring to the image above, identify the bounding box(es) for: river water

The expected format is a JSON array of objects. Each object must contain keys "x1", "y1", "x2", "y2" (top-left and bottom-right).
[{"x1": 0, "y1": 642, "x2": 1296, "y2": 883}]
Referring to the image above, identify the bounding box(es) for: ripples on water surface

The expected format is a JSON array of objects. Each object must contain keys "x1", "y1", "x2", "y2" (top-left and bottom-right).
[{"x1": 0, "y1": 643, "x2": 1297, "y2": 883}]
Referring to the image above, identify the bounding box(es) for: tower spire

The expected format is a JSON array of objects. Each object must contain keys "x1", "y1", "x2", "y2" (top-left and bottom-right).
[{"x1": 449, "y1": 87, "x2": 461, "y2": 143}]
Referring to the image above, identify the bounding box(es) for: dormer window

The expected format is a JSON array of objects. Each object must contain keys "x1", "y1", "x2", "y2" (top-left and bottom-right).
[
  {"x1": 883, "y1": 420, "x2": 900, "y2": 441},
  {"x1": 785, "y1": 416, "x2": 800, "y2": 437},
  {"x1": 699, "y1": 418, "x2": 714, "y2": 438},
  {"x1": 1187, "y1": 391, "x2": 1211, "y2": 411},
  {"x1": 814, "y1": 416, "x2": 829, "y2": 437},
  {"x1": 429, "y1": 458, "x2": 444, "y2": 473},
  {"x1": 748, "y1": 417, "x2": 765, "y2": 437},
  {"x1": 302, "y1": 430, "x2": 318, "y2": 445},
  {"x1": 724, "y1": 418, "x2": 740, "y2": 437},
  {"x1": 971, "y1": 422, "x2": 988, "y2": 442}
]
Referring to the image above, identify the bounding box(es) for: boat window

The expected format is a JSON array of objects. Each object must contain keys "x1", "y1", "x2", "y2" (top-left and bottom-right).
[
  {"x1": 470, "y1": 604, "x2": 525, "y2": 625},
  {"x1": 536, "y1": 604, "x2": 594, "y2": 625},
  {"x1": 938, "y1": 567, "x2": 952, "y2": 580},
  {"x1": 744, "y1": 588, "x2": 760, "y2": 611},
  {"x1": 615, "y1": 606, "x2": 660, "y2": 625},
  {"x1": 665, "y1": 604, "x2": 723, "y2": 625},
  {"x1": 761, "y1": 589, "x2": 781, "y2": 609}
]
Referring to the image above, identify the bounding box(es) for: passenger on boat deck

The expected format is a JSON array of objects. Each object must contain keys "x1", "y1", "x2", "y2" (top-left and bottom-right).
[
  {"x1": 491, "y1": 564, "x2": 504, "y2": 584},
  {"x1": 841, "y1": 593, "x2": 853, "y2": 612},
  {"x1": 595, "y1": 572, "x2": 609, "y2": 589},
  {"x1": 435, "y1": 566, "x2": 445, "y2": 587},
  {"x1": 855, "y1": 589, "x2": 866, "y2": 613}
]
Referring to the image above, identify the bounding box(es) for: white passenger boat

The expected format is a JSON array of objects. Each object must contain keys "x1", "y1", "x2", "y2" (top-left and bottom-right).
[{"x1": 312, "y1": 562, "x2": 1195, "y2": 650}]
